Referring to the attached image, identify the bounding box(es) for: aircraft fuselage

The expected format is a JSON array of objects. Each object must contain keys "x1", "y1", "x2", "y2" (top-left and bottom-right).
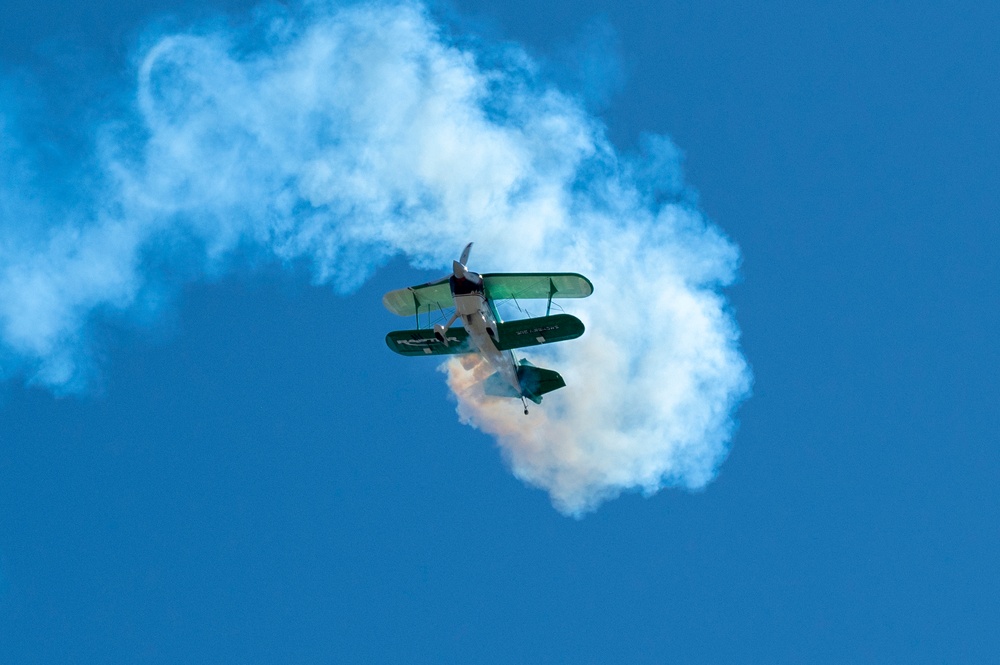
[{"x1": 450, "y1": 274, "x2": 521, "y2": 395}]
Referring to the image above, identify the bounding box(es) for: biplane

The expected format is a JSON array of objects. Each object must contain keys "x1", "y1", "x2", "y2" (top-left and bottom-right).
[{"x1": 383, "y1": 243, "x2": 593, "y2": 414}]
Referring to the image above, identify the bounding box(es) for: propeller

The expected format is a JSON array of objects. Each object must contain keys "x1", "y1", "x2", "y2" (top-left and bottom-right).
[
  {"x1": 459, "y1": 241, "x2": 473, "y2": 266},
  {"x1": 452, "y1": 241, "x2": 481, "y2": 283},
  {"x1": 435, "y1": 242, "x2": 477, "y2": 344}
]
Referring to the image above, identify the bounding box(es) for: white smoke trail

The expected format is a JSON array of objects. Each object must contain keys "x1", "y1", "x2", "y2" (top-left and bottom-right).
[{"x1": 0, "y1": 1, "x2": 751, "y2": 513}]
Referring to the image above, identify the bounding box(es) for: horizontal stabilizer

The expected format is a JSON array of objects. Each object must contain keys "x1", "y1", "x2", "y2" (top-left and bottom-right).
[
  {"x1": 483, "y1": 360, "x2": 566, "y2": 404},
  {"x1": 495, "y1": 314, "x2": 585, "y2": 351},
  {"x1": 385, "y1": 328, "x2": 471, "y2": 356}
]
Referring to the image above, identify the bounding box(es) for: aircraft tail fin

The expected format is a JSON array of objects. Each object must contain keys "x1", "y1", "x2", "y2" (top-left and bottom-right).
[{"x1": 483, "y1": 359, "x2": 566, "y2": 404}]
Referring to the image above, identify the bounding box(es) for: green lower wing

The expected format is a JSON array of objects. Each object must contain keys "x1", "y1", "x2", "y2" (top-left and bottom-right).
[
  {"x1": 495, "y1": 314, "x2": 585, "y2": 351},
  {"x1": 385, "y1": 328, "x2": 471, "y2": 356}
]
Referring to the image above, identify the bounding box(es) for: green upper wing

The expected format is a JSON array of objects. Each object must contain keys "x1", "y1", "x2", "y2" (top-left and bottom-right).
[
  {"x1": 495, "y1": 314, "x2": 586, "y2": 351},
  {"x1": 385, "y1": 327, "x2": 471, "y2": 356},
  {"x1": 382, "y1": 279, "x2": 454, "y2": 317},
  {"x1": 383, "y1": 272, "x2": 592, "y2": 316},
  {"x1": 482, "y1": 273, "x2": 593, "y2": 301}
]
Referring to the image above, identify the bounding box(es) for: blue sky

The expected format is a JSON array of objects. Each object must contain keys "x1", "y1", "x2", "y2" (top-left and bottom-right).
[{"x1": 2, "y1": 0, "x2": 998, "y2": 662}]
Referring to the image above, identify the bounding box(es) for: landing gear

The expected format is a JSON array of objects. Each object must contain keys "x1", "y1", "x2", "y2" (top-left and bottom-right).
[
  {"x1": 521, "y1": 396, "x2": 529, "y2": 416},
  {"x1": 433, "y1": 312, "x2": 460, "y2": 345}
]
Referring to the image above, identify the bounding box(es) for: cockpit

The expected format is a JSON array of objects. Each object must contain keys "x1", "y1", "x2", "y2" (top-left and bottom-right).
[{"x1": 450, "y1": 274, "x2": 485, "y2": 296}]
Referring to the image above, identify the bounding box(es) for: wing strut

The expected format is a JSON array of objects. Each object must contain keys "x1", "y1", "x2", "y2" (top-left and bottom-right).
[{"x1": 546, "y1": 278, "x2": 558, "y2": 317}]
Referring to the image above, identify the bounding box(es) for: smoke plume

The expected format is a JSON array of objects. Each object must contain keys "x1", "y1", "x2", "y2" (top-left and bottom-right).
[{"x1": 0, "y1": 1, "x2": 751, "y2": 514}]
